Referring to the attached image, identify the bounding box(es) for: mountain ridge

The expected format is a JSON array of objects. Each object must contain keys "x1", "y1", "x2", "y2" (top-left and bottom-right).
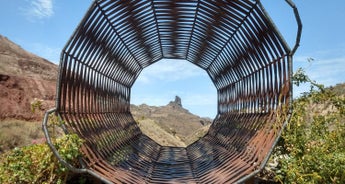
[{"x1": 131, "y1": 96, "x2": 212, "y2": 146}]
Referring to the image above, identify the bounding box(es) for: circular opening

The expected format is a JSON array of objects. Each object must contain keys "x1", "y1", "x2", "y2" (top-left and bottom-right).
[{"x1": 131, "y1": 59, "x2": 216, "y2": 147}]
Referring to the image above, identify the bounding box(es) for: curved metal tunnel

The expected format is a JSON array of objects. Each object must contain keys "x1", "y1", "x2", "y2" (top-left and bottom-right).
[{"x1": 44, "y1": 0, "x2": 301, "y2": 183}]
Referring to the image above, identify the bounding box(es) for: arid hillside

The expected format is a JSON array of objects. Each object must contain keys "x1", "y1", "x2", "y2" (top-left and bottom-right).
[
  {"x1": 0, "y1": 35, "x2": 58, "y2": 120},
  {"x1": 131, "y1": 96, "x2": 212, "y2": 146}
]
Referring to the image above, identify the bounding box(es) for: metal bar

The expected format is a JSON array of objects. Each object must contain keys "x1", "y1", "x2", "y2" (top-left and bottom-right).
[{"x1": 42, "y1": 108, "x2": 113, "y2": 184}]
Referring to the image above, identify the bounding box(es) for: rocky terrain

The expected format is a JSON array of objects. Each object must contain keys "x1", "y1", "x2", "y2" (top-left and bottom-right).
[
  {"x1": 131, "y1": 96, "x2": 212, "y2": 146},
  {"x1": 0, "y1": 35, "x2": 57, "y2": 120}
]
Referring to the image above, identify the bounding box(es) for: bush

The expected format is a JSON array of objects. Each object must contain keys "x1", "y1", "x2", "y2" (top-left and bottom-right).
[
  {"x1": 273, "y1": 69, "x2": 345, "y2": 183},
  {"x1": 0, "y1": 134, "x2": 84, "y2": 184}
]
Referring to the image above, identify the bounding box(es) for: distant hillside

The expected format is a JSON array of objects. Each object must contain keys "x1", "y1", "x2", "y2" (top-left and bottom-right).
[
  {"x1": 131, "y1": 96, "x2": 212, "y2": 146},
  {"x1": 330, "y1": 83, "x2": 345, "y2": 96},
  {"x1": 0, "y1": 35, "x2": 57, "y2": 120},
  {"x1": 0, "y1": 35, "x2": 57, "y2": 80}
]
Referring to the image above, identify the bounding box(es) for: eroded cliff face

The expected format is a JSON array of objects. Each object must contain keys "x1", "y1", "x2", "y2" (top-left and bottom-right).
[{"x1": 0, "y1": 35, "x2": 58, "y2": 120}]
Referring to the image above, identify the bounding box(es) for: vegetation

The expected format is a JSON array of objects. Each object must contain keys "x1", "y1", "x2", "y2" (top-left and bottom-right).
[
  {"x1": 0, "y1": 120, "x2": 44, "y2": 153},
  {"x1": 0, "y1": 107, "x2": 85, "y2": 184},
  {"x1": 271, "y1": 68, "x2": 345, "y2": 183},
  {"x1": 0, "y1": 133, "x2": 84, "y2": 184}
]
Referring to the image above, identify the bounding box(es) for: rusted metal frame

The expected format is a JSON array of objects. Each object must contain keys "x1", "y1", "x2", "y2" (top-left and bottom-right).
[
  {"x1": 64, "y1": 18, "x2": 126, "y2": 89},
  {"x1": 211, "y1": 46, "x2": 238, "y2": 88},
  {"x1": 153, "y1": 1, "x2": 182, "y2": 58},
  {"x1": 56, "y1": 2, "x2": 98, "y2": 110},
  {"x1": 114, "y1": 0, "x2": 155, "y2": 53},
  {"x1": 238, "y1": 124, "x2": 269, "y2": 164},
  {"x1": 190, "y1": 2, "x2": 230, "y2": 67},
  {"x1": 80, "y1": 13, "x2": 111, "y2": 70},
  {"x1": 120, "y1": 145, "x2": 156, "y2": 177},
  {"x1": 256, "y1": 5, "x2": 292, "y2": 98},
  {"x1": 149, "y1": 1, "x2": 168, "y2": 61},
  {"x1": 96, "y1": 114, "x2": 133, "y2": 159},
  {"x1": 234, "y1": 43, "x2": 256, "y2": 88},
  {"x1": 185, "y1": 0, "x2": 201, "y2": 61},
  {"x1": 205, "y1": 1, "x2": 258, "y2": 71},
  {"x1": 196, "y1": 4, "x2": 230, "y2": 66},
  {"x1": 76, "y1": 56, "x2": 86, "y2": 117},
  {"x1": 210, "y1": 19, "x2": 258, "y2": 89},
  {"x1": 237, "y1": 3, "x2": 302, "y2": 181},
  {"x1": 252, "y1": 7, "x2": 284, "y2": 60},
  {"x1": 49, "y1": 0, "x2": 300, "y2": 183},
  {"x1": 284, "y1": 0, "x2": 302, "y2": 55},
  {"x1": 214, "y1": 38, "x2": 246, "y2": 90},
  {"x1": 115, "y1": 16, "x2": 153, "y2": 63},
  {"x1": 217, "y1": 40, "x2": 284, "y2": 94},
  {"x1": 239, "y1": 29, "x2": 261, "y2": 88},
  {"x1": 70, "y1": 51, "x2": 132, "y2": 88},
  {"x1": 91, "y1": 158, "x2": 137, "y2": 183},
  {"x1": 218, "y1": 156, "x2": 253, "y2": 182},
  {"x1": 125, "y1": 137, "x2": 160, "y2": 182},
  {"x1": 69, "y1": 54, "x2": 79, "y2": 118},
  {"x1": 61, "y1": 58, "x2": 73, "y2": 115},
  {"x1": 254, "y1": 1, "x2": 288, "y2": 56},
  {"x1": 89, "y1": 28, "x2": 137, "y2": 83},
  {"x1": 58, "y1": 53, "x2": 70, "y2": 113},
  {"x1": 99, "y1": 34, "x2": 138, "y2": 85},
  {"x1": 226, "y1": 116, "x2": 258, "y2": 149},
  {"x1": 72, "y1": 10, "x2": 104, "y2": 64},
  {"x1": 186, "y1": 151, "x2": 217, "y2": 181},
  {"x1": 218, "y1": 51, "x2": 240, "y2": 90},
  {"x1": 42, "y1": 108, "x2": 114, "y2": 184},
  {"x1": 145, "y1": 146, "x2": 164, "y2": 182},
  {"x1": 232, "y1": 28, "x2": 257, "y2": 81},
  {"x1": 245, "y1": 10, "x2": 271, "y2": 69},
  {"x1": 238, "y1": 18, "x2": 263, "y2": 77},
  {"x1": 94, "y1": 1, "x2": 145, "y2": 71},
  {"x1": 201, "y1": 144, "x2": 249, "y2": 182},
  {"x1": 123, "y1": 28, "x2": 157, "y2": 63}
]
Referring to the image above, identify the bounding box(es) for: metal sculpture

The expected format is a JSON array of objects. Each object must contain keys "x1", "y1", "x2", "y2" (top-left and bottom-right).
[{"x1": 43, "y1": 0, "x2": 301, "y2": 183}]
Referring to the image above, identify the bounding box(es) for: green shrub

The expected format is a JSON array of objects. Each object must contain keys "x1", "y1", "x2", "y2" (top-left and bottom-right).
[
  {"x1": 0, "y1": 134, "x2": 84, "y2": 184},
  {"x1": 274, "y1": 68, "x2": 345, "y2": 183}
]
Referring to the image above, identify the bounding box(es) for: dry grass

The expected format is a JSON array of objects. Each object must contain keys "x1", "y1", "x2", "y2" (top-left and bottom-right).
[
  {"x1": 136, "y1": 118, "x2": 186, "y2": 147},
  {"x1": 0, "y1": 119, "x2": 45, "y2": 153},
  {"x1": 184, "y1": 124, "x2": 210, "y2": 145},
  {"x1": 136, "y1": 118, "x2": 211, "y2": 147}
]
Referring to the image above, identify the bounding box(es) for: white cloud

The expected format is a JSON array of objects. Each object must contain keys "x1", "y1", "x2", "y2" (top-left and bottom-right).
[
  {"x1": 24, "y1": 0, "x2": 54, "y2": 20},
  {"x1": 136, "y1": 59, "x2": 207, "y2": 84}
]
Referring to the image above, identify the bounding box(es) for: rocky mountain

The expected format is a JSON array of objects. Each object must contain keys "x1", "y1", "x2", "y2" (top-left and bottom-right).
[
  {"x1": 0, "y1": 35, "x2": 57, "y2": 120},
  {"x1": 131, "y1": 96, "x2": 212, "y2": 146}
]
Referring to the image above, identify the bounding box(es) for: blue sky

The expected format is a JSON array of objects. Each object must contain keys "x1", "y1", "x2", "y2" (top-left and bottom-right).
[{"x1": 1, "y1": 0, "x2": 345, "y2": 118}]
